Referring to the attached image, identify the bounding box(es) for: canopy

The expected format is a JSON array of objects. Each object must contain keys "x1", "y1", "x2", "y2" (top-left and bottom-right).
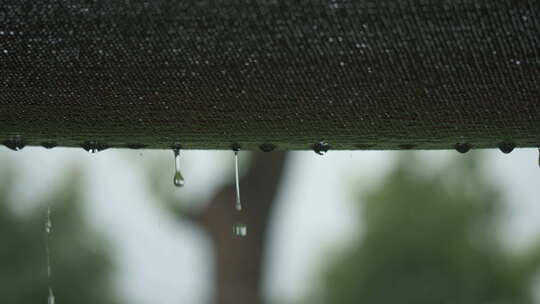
[{"x1": 1, "y1": 1, "x2": 539, "y2": 151}]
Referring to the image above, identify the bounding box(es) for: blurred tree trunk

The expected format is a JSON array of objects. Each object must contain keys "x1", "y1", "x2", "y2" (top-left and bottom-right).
[{"x1": 197, "y1": 152, "x2": 289, "y2": 304}]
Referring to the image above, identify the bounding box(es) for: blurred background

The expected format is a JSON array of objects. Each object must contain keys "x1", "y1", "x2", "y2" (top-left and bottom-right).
[{"x1": 1, "y1": 147, "x2": 540, "y2": 304}]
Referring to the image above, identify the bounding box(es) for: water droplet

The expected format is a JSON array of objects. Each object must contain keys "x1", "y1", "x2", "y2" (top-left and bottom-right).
[
  {"x1": 454, "y1": 143, "x2": 472, "y2": 153},
  {"x1": 313, "y1": 141, "x2": 330, "y2": 155},
  {"x1": 537, "y1": 149, "x2": 540, "y2": 168},
  {"x1": 498, "y1": 142, "x2": 515, "y2": 154},
  {"x1": 172, "y1": 148, "x2": 185, "y2": 187},
  {"x1": 259, "y1": 143, "x2": 276, "y2": 152},
  {"x1": 173, "y1": 172, "x2": 184, "y2": 187},
  {"x1": 398, "y1": 144, "x2": 416, "y2": 150},
  {"x1": 41, "y1": 142, "x2": 57, "y2": 149},
  {"x1": 234, "y1": 150, "x2": 242, "y2": 211},
  {"x1": 48, "y1": 288, "x2": 55, "y2": 304},
  {"x1": 81, "y1": 141, "x2": 109, "y2": 153},
  {"x1": 233, "y1": 222, "x2": 247, "y2": 237},
  {"x1": 45, "y1": 206, "x2": 54, "y2": 304},
  {"x1": 45, "y1": 207, "x2": 52, "y2": 234},
  {"x1": 3, "y1": 135, "x2": 25, "y2": 151},
  {"x1": 126, "y1": 143, "x2": 147, "y2": 149}
]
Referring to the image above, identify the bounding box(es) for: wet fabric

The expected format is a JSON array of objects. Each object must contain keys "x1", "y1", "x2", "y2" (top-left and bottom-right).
[{"x1": 1, "y1": 1, "x2": 539, "y2": 150}]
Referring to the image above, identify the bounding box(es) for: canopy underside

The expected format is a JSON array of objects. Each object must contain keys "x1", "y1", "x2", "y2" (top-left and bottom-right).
[{"x1": 1, "y1": 1, "x2": 539, "y2": 151}]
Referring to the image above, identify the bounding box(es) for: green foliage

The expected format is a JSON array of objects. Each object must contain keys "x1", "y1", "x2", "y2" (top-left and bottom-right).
[
  {"x1": 0, "y1": 165, "x2": 121, "y2": 304},
  {"x1": 321, "y1": 153, "x2": 540, "y2": 304}
]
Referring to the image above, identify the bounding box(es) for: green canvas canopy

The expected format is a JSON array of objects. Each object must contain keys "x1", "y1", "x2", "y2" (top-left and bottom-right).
[{"x1": 1, "y1": 1, "x2": 539, "y2": 151}]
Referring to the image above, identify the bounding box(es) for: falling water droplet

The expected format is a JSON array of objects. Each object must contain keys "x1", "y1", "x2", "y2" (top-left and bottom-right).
[
  {"x1": 3, "y1": 135, "x2": 25, "y2": 151},
  {"x1": 45, "y1": 207, "x2": 52, "y2": 234},
  {"x1": 233, "y1": 222, "x2": 247, "y2": 237},
  {"x1": 48, "y1": 288, "x2": 55, "y2": 304},
  {"x1": 234, "y1": 150, "x2": 242, "y2": 211},
  {"x1": 45, "y1": 206, "x2": 55, "y2": 304},
  {"x1": 172, "y1": 148, "x2": 184, "y2": 187}
]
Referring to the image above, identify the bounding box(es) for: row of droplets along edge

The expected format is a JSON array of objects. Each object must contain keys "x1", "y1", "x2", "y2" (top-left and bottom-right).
[{"x1": 0, "y1": 135, "x2": 530, "y2": 154}]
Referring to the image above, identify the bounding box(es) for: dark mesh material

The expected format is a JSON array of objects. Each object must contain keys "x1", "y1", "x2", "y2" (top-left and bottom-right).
[{"x1": 1, "y1": 1, "x2": 539, "y2": 150}]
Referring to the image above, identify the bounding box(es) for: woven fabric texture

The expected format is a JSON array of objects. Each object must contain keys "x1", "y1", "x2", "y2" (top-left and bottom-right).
[{"x1": 1, "y1": 1, "x2": 539, "y2": 151}]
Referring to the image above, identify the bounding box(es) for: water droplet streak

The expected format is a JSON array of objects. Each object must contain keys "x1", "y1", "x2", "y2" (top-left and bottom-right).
[
  {"x1": 45, "y1": 206, "x2": 55, "y2": 304},
  {"x1": 234, "y1": 150, "x2": 242, "y2": 211},
  {"x1": 45, "y1": 207, "x2": 52, "y2": 234},
  {"x1": 173, "y1": 148, "x2": 184, "y2": 187},
  {"x1": 232, "y1": 146, "x2": 247, "y2": 237},
  {"x1": 48, "y1": 288, "x2": 55, "y2": 304}
]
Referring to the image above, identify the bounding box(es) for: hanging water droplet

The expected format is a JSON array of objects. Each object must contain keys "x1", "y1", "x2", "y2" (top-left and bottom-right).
[
  {"x1": 233, "y1": 222, "x2": 247, "y2": 237},
  {"x1": 537, "y1": 148, "x2": 540, "y2": 168},
  {"x1": 313, "y1": 141, "x2": 330, "y2": 155},
  {"x1": 41, "y1": 142, "x2": 57, "y2": 149},
  {"x1": 234, "y1": 150, "x2": 242, "y2": 211},
  {"x1": 81, "y1": 141, "x2": 109, "y2": 153},
  {"x1": 48, "y1": 288, "x2": 55, "y2": 304},
  {"x1": 231, "y1": 144, "x2": 246, "y2": 236},
  {"x1": 455, "y1": 143, "x2": 472, "y2": 154},
  {"x1": 3, "y1": 135, "x2": 25, "y2": 151},
  {"x1": 259, "y1": 143, "x2": 276, "y2": 152},
  {"x1": 126, "y1": 143, "x2": 147, "y2": 149},
  {"x1": 498, "y1": 142, "x2": 515, "y2": 154},
  {"x1": 398, "y1": 144, "x2": 416, "y2": 150},
  {"x1": 172, "y1": 148, "x2": 184, "y2": 187}
]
